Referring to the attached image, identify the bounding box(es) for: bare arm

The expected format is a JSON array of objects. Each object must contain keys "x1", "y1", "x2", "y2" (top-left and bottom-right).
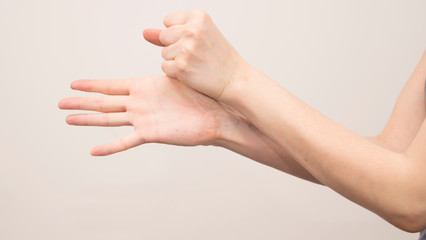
[
  {"x1": 215, "y1": 112, "x2": 323, "y2": 184},
  {"x1": 215, "y1": 108, "x2": 389, "y2": 185},
  {"x1": 377, "y1": 51, "x2": 426, "y2": 152},
  {"x1": 153, "y1": 10, "x2": 426, "y2": 232},
  {"x1": 59, "y1": 75, "x2": 321, "y2": 183},
  {"x1": 142, "y1": 25, "x2": 388, "y2": 186},
  {"x1": 220, "y1": 54, "x2": 426, "y2": 232}
]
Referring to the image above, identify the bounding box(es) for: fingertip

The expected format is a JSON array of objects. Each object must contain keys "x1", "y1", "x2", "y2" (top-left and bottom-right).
[
  {"x1": 143, "y1": 28, "x2": 165, "y2": 47},
  {"x1": 90, "y1": 147, "x2": 100, "y2": 156},
  {"x1": 65, "y1": 115, "x2": 78, "y2": 125},
  {"x1": 58, "y1": 98, "x2": 72, "y2": 109},
  {"x1": 143, "y1": 28, "x2": 159, "y2": 34},
  {"x1": 65, "y1": 115, "x2": 73, "y2": 125},
  {"x1": 58, "y1": 99, "x2": 65, "y2": 109},
  {"x1": 91, "y1": 146, "x2": 110, "y2": 156},
  {"x1": 142, "y1": 28, "x2": 151, "y2": 39},
  {"x1": 70, "y1": 79, "x2": 90, "y2": 90},
  {"x1": 70, "y1": 81, "x2": 78, "y2": 90}
]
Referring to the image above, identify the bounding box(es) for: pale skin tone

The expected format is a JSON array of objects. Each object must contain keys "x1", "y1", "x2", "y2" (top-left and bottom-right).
[
  {"x1": 59, "y1": 10, "x2": 426, "y2": 232},
  {"x1": 59, "y1": 76, "x2": 320, "y2": 182}
]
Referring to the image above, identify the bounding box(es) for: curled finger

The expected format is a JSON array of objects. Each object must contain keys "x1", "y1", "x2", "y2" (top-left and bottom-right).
[
  {"x1": 161, "y1": 42, "x2": 182, "y2": 60},
  {"x1": 159, "y1": 25, "x2": 186, "y2": 46},
  {"x1": 161, "y1": 60, "x2": 178, "y2": 78}
]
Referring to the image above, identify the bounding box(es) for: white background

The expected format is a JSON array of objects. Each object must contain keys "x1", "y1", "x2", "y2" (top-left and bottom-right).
[{"x1": 1, "y1": 0, "x2": 425, "y2": 239}]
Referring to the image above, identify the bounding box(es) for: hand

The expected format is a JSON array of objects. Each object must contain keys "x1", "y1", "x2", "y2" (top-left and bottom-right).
[
  {"x1": 58, "y1": 76, "x2": 320, "y2": 183},
  {"x1": 58, "y1": 75, "x2": 236, "y2": 156},
  {"x1": 143, "y1": 10, "x2": 248, "y2": 100}
]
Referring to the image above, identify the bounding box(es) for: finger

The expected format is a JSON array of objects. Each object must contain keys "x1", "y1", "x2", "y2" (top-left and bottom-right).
[
  {"x1": 161, "y1": 60, "x2": 178, "y2": 78},
  {"x1": 159, "y1": 25, "x2": 184, "y2": 46},
  {"x1": 71, "y1": 79, "x2": 132, "y2": 95},
  {"x1": 58, "y1": 97, "x2": 127, "y2": 113},
  {"x1": 161, "y1": 41, "x2": 182, "y2": 60},
  {"x1": 143, "y1": 28, "x2": 165, "y2": 47},
  {"x1": 66, "y1": 112, "x2": 130, "y2": 126},
  {"x1": 163, "y1": 10, "x2": 190, "y2": 27},
  {"x1": 91, "y1": 132, "x2": 143, "y2": 156}
]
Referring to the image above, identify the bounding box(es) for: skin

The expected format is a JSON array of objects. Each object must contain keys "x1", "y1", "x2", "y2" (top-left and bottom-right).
[
  {"x1": 142, "y1": 10, "x2": 426, "y2": 232},
  {"x1": 58, "y1": 75, "x2": 392, "y2": 185},
  {"x1": 59, "y1": 9, "x2": 426, "y2": 233}
]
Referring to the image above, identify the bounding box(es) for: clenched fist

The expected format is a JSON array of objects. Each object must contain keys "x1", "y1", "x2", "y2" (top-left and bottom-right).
[{"x1": 143, "y1": 10, "x2": 248, "y2": 100}]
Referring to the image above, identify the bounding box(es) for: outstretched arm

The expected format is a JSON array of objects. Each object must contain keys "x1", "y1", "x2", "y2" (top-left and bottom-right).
[
  {"x1": 150, "y1": 10, "x2": 426, "y2": 231},
  {"x1": 222, "y1": 57, "x2": 426, "y2": 232},
  {"x1": 58, "y1": 76, "x2": 320, "y2": 183}
]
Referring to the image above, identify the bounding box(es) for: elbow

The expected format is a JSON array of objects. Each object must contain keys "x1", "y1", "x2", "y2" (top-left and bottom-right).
[
  {"x1": 387, "y1": 202, "x2": 426, "y2": 233},
  {"x1": 383, "y1": 157, "x2": 426, "y2": 233},
  {"x1": 392, "y1": 217, "x2": 424, "y2": 233}
]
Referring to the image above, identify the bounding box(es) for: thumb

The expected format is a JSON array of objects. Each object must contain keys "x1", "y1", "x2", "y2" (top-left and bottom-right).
[{"x1": 143, "y1": 28, "x2": 165, "y2": 47}]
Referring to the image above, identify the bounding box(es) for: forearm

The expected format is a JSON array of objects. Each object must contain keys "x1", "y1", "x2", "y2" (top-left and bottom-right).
[
  {"x1": 148, "y1": 10, "x2": 424, "y2": 230},
  {"x1": 214, "y1": 114, "x2": 322, "y2": 184},
  {"x1": 221, "y1": 63, "x2": 415, "y2": 230},
  {"x1": 213, "y1": 109, "x2": 390, "y2": 186}
]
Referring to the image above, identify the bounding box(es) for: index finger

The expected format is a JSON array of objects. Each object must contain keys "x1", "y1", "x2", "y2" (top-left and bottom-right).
[
  {"x1": 71, "y1": 78, "x2": 132, "y2": 95},
  {"x1": 163, "y1": 10, "x2": 192, "y2": 27}
]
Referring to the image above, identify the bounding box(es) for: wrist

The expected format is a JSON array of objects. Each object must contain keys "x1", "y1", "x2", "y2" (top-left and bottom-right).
[
  {"x1": 210, "y1": 112, "x2": 246, "y2": 148},
  {"x1": 219, "y1": 60, "x2": 274, "y2": 112},
  {"x1": 218, "y1": 59, "x2": 255, "y2": 104},
  {"x1": 209, "y1": 108, "x2": 263, "y2": 152}
]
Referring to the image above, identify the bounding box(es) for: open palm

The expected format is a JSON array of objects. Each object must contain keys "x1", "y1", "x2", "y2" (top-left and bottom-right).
[{"x1": 59, "y1": 75, "x2": 233, "y2": 156}]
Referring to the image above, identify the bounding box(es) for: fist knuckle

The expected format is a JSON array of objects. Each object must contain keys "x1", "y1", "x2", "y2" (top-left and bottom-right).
[
  {"x1": 180, "y1": 42, "x2": 195, "y2": 55},
  {"x1": 192, "y1": 9, "x2": 210, "y2": 21},
  {"x1": 184, "y1": 26, "x2": 199, "y2": 38},
  {"x1": 163, "y1": 14, "x2": 173, "y2": 26},
  {"x1": 176, "y1": 59, "x2": 189, "y2": 73},
  {"x1": 185, "y1": 25, "x2": 204, "y2": 40}
]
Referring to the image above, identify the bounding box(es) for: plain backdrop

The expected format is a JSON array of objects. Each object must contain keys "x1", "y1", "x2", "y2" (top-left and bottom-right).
[{"x1": 1, "y1": 0, "x2": 426, "y2": 239}]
